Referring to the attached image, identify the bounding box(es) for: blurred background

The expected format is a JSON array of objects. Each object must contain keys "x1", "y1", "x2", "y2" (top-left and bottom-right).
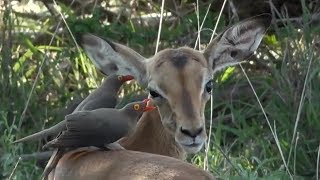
[{"x1": 1, "y1": 0, "x2": 320, "y2": 179}]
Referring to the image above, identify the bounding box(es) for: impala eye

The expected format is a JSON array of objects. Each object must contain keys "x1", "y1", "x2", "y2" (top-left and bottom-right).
[
  {"x1": 205, "y1": 80, "x2": 214, "y2": 94},
  {"x1": 149, "y1": 89, "x2": 161, "y2": 98}
]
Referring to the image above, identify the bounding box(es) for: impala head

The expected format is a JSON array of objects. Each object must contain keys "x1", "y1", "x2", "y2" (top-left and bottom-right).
[{"x1": 80, "y1": 14, "x2": 271, "y2": 153}]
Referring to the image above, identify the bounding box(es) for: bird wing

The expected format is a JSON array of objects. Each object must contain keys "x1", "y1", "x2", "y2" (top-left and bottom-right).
[
  {"x1": 65, "y1": 110, "x2": 106, "y2": 131},
  {"x1": 45, "y1": 109, "x2": 128, "y2": 148},
  {"x1": 80, "y1": 95, "x2": 117, "y2": 111},
  {"x1": 43, "y1": 130, "x2": 104, "y2": 148}
]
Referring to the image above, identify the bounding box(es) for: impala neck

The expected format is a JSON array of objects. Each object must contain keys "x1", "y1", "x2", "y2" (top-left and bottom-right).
[{"x1": 120, "y1": 109, "x2": 186, "y2": 160}]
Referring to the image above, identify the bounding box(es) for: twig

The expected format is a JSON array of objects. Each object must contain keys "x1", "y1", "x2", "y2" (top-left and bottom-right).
[
  {"x1": 8, "y1": 157, "x2": 21, "y2": 180},
  {"x1": 212, "y1": 142, "x2": 242, "y2": 176},
  {"x1": 239, "y1": 63, "x2": 293, "y2": 179},
  {"x1": 209, "y1": 0, "x2": 227, "y2": 43},
  {"x1": 196, "y1": 0, "x2": 201, "y2": 50},
  {"x1": 317, "y1": 143, "x2": 320, "y2": 180},
  {"x1": 52, "y1": 0, "x2": 98, "y2": 87},
  {"x1": 204, "y1": 0, "x2": 227, "y2": 171},
  {"x1": 18, "y1": 21, "x2": 62, "y2": 129},
  {"x1": 17, "y1": 0, "x2": 76, "y2": 132},
  {"x1": 293, "y1": 132, "x2": 299, "y2": 177},
  {"x1": 287, "y1": 42, "x2": 314, "y2": 169},
  {"x1": 194, "y1": 0, "x2": 213, "y2": 49},
  {"x1": 42, "y1": 0, "x2": 59, "y2": 17},
  {"x1": 154, "y1": 0, "x2": 165, "y2": 54}
]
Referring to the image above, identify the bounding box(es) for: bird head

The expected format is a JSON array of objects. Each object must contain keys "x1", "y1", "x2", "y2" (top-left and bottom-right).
[{"x1": 133, "y1": 98, "x2": 156, "y2": 112}]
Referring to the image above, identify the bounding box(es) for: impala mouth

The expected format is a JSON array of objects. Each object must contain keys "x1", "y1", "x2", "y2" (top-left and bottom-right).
[
  {"x1": 181, "y1": 142, "x2": 202, "y2": 148},
  {"x1": 179, "y1": 141, "x2": 205, "y2": 153}
]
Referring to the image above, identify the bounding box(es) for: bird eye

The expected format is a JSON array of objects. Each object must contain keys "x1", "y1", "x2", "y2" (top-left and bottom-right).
[
  {"x1": 149, "y1": 90, "x2": 161, "y2": 98},
  {"x1": 117, "y1": 76, "x2": 123, "y2": 81},
  {"x1": 205, "y1": 80, "x2": 214, "y2": 94},
  {"x1": 133, "y1": 104, "x2": 140, "y2": 110}
]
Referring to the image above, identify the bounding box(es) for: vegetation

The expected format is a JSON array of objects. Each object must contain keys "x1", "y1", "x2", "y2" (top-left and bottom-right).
[{"x1": 1, "y1": 0, "x2": 320, "y2": 179}]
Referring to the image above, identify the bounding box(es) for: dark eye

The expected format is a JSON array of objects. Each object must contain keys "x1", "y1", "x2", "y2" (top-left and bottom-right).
[
  {"x1": 149, "y1": 90, "x2": 161, "y2": 98},
  {"x1": 230, "y1": 50, "x2": 238, "y2": 58},
  {"x1": 205, "y1": 80, "x2": 214, "y2": 94}
]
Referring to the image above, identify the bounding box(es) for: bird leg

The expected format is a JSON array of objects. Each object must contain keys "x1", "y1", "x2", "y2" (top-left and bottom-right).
[{"x1": 105, "y1": 142, "x2": 126, "y2": 151}]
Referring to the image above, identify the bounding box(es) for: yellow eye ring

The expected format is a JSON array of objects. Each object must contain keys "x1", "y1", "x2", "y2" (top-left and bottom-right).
[
  {"x1": 133, "y1": 104, "x2": 140, "y2": 110},
  {"x1": 117, "y1": 76, "x2": 123, "y2": 81}
]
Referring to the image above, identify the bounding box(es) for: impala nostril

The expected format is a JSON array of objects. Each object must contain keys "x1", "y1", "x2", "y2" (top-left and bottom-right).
[
  {"x1": 180, "y1": 127, "x2": 192, "y2": 137},
  {"x1": 196, "y1": 127, "x2": 203, "y2": 135},
  {"x1": 180, "y1": 127, "x2": 203, "y2": 138}
]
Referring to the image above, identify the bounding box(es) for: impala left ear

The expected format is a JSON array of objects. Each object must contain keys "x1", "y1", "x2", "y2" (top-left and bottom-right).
[
  {"x1": 81, "y1": 34, "x2": 148, "y2": 87},
  {"x1": 203, "y1": 14, "x2": 271, "y2": 74}
]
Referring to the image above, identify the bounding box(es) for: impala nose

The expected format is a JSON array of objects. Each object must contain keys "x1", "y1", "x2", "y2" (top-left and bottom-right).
[{"x1": 180, "y1": 127, "x2": 203, "y2": 138}]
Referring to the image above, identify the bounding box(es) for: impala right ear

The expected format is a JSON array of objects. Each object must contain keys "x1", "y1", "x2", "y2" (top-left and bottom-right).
[
  {"x1": 203, "y1": 14, "x2": 271, "y2": 74},
  {"x1": 81, "y1": 34, "x2": 148, "y2": 87}
]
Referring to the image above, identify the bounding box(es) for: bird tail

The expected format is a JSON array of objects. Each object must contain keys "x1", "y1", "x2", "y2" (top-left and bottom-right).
[
  {"x1": 41, "y1": 149, "x2": 64, "y2": 180},
  {"x1": 13, "y1": 120, "x2": 65, "y2": 143}
]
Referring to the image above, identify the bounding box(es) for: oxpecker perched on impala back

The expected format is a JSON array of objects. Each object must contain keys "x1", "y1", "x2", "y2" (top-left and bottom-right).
[{"x1": 41, "y1": 99, "x2": 156, "y2": 180}]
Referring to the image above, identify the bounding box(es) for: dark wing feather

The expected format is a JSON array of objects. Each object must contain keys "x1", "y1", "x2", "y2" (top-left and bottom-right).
[
  {"x1": 44, "y1": 130, "x2": 104, "y2": 148},
  {"x1": 65, "y1": 111, "x2": 105, "y2": 131},
  {"x1": 44, "y1": 109, "x2": 127, "y2": 148}
]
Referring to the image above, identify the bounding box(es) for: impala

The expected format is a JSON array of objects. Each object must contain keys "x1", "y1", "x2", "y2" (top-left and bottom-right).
[{"x1": 48, "y1": 14, "x2": 271, "y2": 179}]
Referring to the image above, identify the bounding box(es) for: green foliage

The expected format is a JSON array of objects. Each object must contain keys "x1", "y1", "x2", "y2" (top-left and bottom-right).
[
  {"x1": 192, "y1": 9, "x2": 320, "y2": 179},
  {"x1": 1, "y1": 1, "x2": 320, "y2": 179}
]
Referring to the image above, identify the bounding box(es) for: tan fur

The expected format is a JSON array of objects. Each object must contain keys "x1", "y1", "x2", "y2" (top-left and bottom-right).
[
  {"x1": 120, "y1": 109, "x2": 185, "y2": 159},
  {"x1": 151, "y1": 47, "x2": 208, "y2": 68},
  {"x1": 50, "y1": 147, "x2": 215, "y2": 180},
  {"x1": 146, "y1": 47, "x2": 211, "y2": 153},
  {"x1": 118, "y1": 47, "x2": 211, "y2": 159}
]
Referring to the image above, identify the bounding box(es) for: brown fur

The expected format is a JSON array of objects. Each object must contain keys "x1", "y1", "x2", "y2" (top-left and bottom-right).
[
  {"x1": 51, "y1": 147, "x2": 215, "y2": 180},
  {"x1": 119, "y1": 109, "x2": 185, "y2": 159}
]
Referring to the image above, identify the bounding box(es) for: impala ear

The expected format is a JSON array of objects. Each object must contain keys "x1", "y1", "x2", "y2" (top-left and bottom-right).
[
  {"x1": 81, "y1": 34, "x2": 148, "y2": 87},
  {"x1": 203, "y1": 14, "x2": 271, "y2": 74}
]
